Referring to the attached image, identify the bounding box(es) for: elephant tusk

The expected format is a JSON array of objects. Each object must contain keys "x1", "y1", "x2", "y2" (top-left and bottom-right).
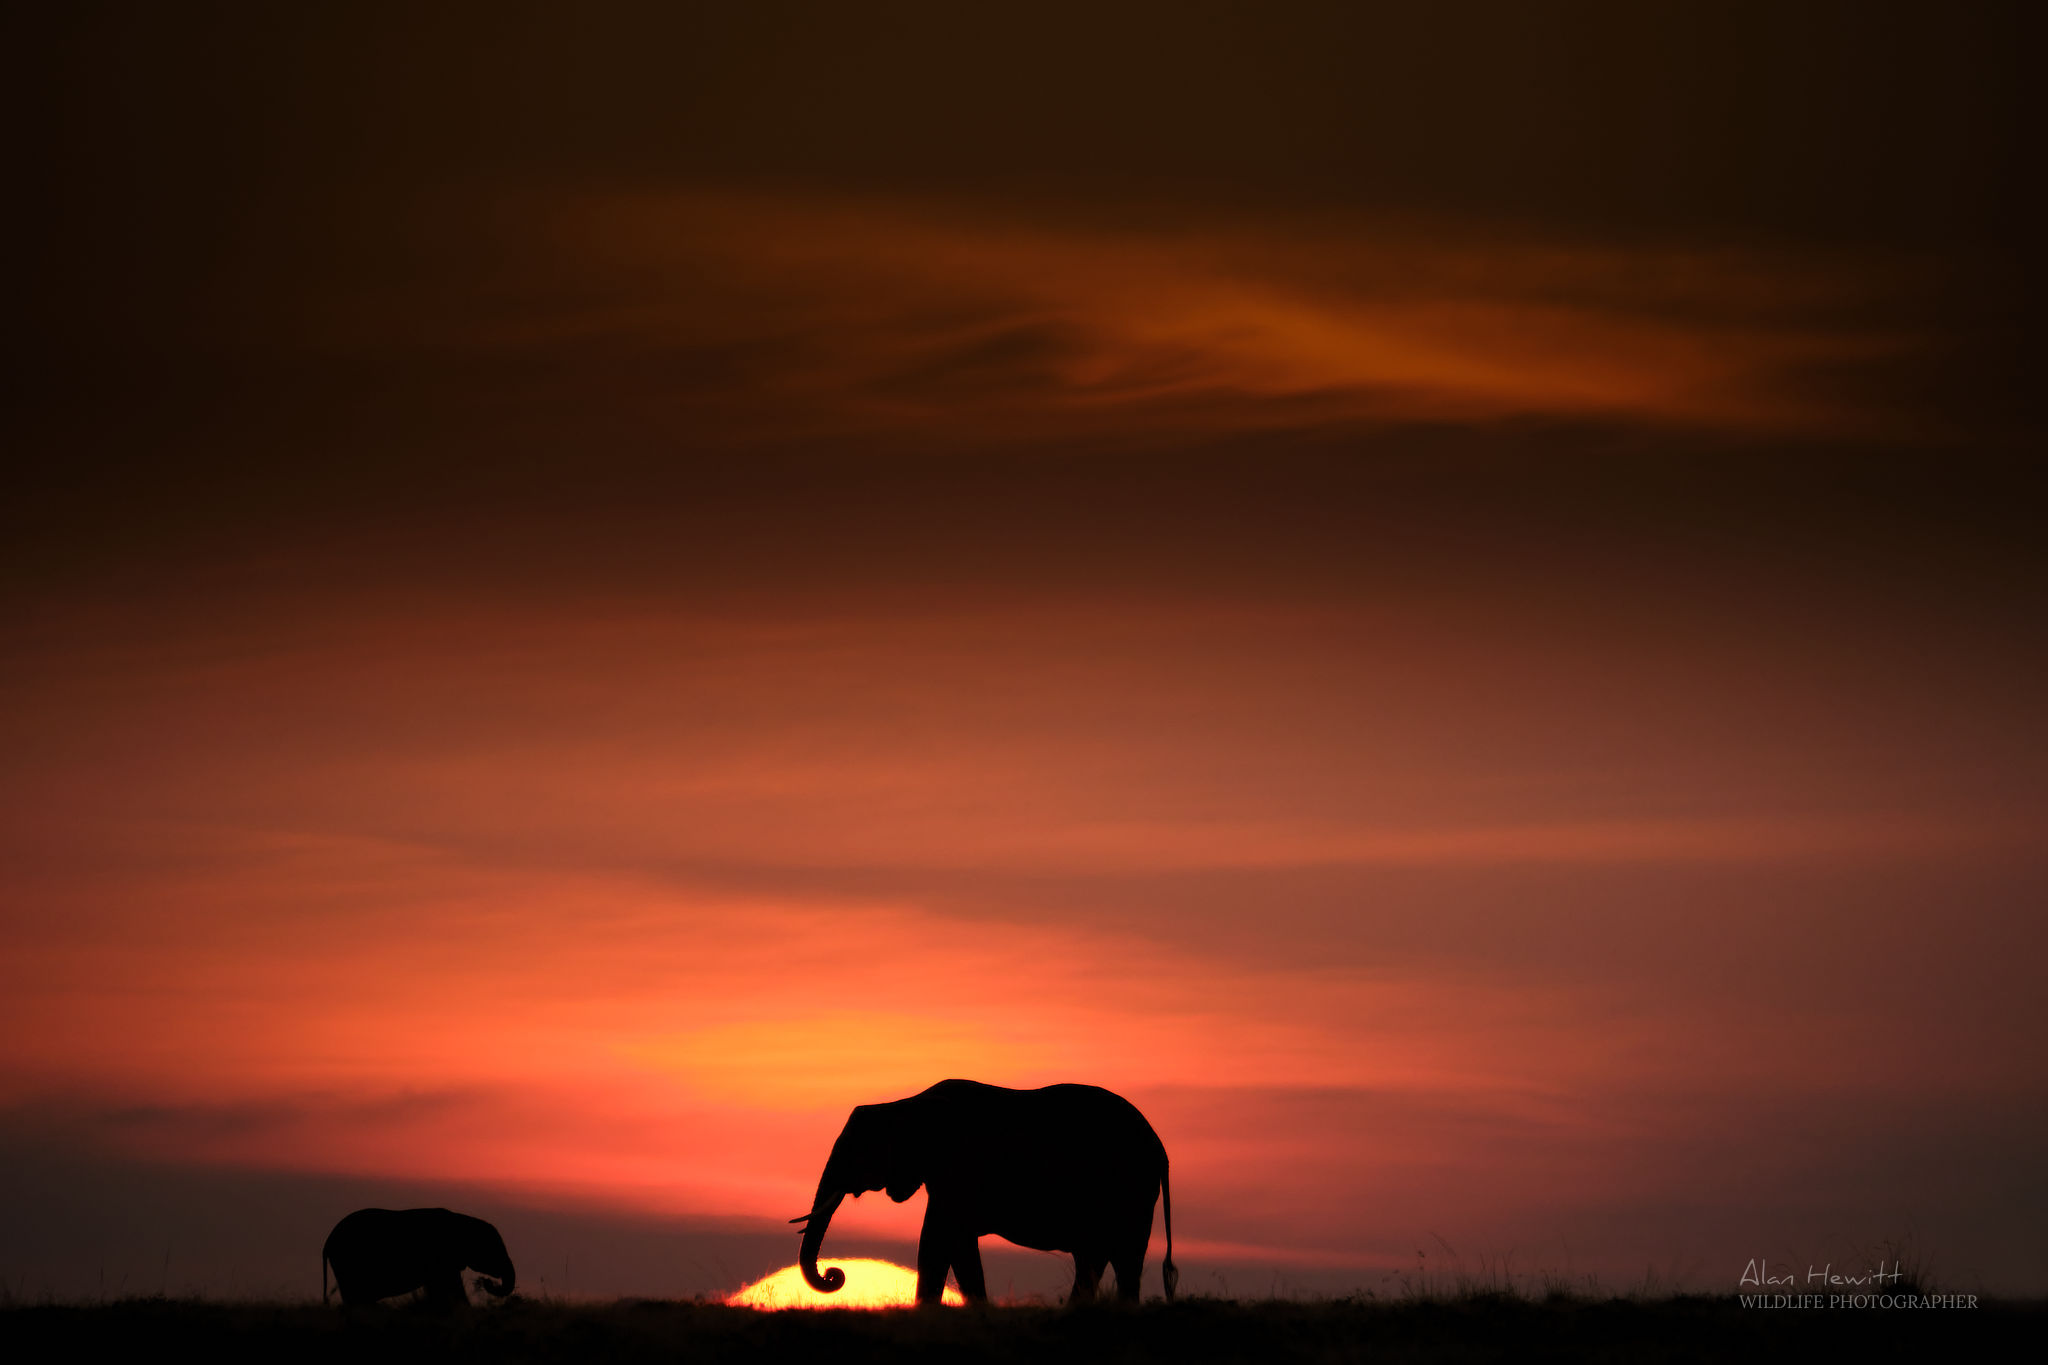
[{"x1": 789, "y1": 1214, "x2": 811, "y2": 1225}]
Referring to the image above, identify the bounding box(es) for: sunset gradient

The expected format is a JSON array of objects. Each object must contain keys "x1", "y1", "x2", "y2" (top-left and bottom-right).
[{"x1": 3, "y1": 0, "x2": 2041, "y2": 1304}]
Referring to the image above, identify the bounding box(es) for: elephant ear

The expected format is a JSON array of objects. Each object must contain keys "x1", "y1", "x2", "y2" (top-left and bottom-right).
[{"x1": 880, "y1": 1099, "x2": 929, "y2": 1202}]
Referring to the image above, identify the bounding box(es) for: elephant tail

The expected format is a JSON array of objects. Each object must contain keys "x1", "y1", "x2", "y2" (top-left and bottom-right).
[
  {"x1": 1161, "y1": 1163, "x2": 1178, "y2": 1301},
  {"x1": 322, "y1": 1248, "x2": 330, "y2": 1306}
]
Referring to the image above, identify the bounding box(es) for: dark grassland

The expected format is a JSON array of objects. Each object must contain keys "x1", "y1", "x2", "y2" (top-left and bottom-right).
[{"x1": 3, "y1": 1295, "x2": 2041, "y2": 1364}]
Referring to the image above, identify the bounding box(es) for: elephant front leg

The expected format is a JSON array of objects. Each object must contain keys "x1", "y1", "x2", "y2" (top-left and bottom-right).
[
  {"x1": 950, "y1": 1232, "x2": 988, "y2": 1302},
  {"x1": 915, "y1": 1206, "x2": 954, "y2": 1306},
  {"x1": 1070, "y1": 1251, "x2": 1107, "y2": 1304},
  {"x1": 424, "y1": 1268, "x2": 468, "y2": 1311}
]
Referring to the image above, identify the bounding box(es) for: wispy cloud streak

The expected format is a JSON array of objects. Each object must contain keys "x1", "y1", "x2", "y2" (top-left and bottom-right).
[{"x1": 310, "y1": 193, "x2": 1911, "y2": 441}]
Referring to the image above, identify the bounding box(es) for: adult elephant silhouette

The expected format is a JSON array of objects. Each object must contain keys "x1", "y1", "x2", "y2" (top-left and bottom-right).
[
  {"x1": 322, "y1": 1207, "x2": 515, "y2": 1308},
  {"x1": 792, "y1": 1079, "x2": 1176, "y2": 1305}
]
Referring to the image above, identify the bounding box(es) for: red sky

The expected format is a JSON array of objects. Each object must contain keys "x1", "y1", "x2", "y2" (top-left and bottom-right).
[
  {"x1": 2, "y1": 1, "x2": 2041, "y2": 1301},
  {"x1": 6, "y1": 544, "x2": 2042, "y2": 1292}
]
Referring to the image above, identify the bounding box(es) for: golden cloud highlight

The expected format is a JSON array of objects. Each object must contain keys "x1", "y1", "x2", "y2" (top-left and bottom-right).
[{"x1": 506, "y1": 193, "x2": 1902, "y2": 437}]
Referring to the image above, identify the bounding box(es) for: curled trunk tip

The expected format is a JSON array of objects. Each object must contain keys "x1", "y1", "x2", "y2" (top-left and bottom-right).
[{"x1": 799, "y1": 1188, "x2": 848, "y2": 1293}]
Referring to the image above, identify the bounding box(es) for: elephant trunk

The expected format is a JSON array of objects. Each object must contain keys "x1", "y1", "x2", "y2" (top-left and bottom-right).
[
  {"x1": 474, "y1": 1229, "x2": 516, "y2": 1298},
  {"x1": 798, "y1": 1182, "x2": 848, "y2": 1293}
]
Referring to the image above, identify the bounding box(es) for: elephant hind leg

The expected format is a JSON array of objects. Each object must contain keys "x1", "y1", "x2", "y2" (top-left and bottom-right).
[
  {"x1": 1110, "y1": 1247, "x2": 1146, "y2": 1303},
  {"x1": 1070, "y1": 1251, "x2": 1107, "y2": 1305}
]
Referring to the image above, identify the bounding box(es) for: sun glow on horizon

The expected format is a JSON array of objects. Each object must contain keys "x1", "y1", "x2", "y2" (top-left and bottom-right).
[{"x1": 726, "y1": 1259, "x2": 968, "y2": 1310}]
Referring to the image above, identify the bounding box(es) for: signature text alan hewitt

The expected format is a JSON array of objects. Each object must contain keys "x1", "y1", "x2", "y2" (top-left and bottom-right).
[{"x1": 1741, "y1": 1260, "x2": 1903, "y2": 1288}]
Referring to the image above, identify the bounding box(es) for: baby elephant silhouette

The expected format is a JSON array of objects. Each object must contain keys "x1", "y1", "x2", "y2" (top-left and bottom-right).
[{"x1": 323, "y1": 1207, "x2": 516, "y2": 1308}]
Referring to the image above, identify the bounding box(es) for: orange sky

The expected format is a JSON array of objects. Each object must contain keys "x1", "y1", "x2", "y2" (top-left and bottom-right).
[{"x1": 4, "y1": 574, "x2": 2042, "y2": 1292}]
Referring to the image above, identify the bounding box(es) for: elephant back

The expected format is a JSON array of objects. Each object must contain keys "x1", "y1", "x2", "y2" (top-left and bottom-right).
[{"x1": 324, "y1": 1207, "x2": 459, "y2": 1304}]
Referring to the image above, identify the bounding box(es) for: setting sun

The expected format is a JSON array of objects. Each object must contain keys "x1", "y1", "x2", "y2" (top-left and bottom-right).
[{"x1": 726, "y1": 1260, "x2": 968, "y2": 1310}]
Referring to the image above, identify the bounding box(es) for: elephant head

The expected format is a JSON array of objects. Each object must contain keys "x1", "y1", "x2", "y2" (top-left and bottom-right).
[
  {"x1": 791, "y1": 1101, "x2": 925, "y2": 1293},
  {"x1": 464, "y1": 1217, "x2": 517, "y2": 1298}
]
